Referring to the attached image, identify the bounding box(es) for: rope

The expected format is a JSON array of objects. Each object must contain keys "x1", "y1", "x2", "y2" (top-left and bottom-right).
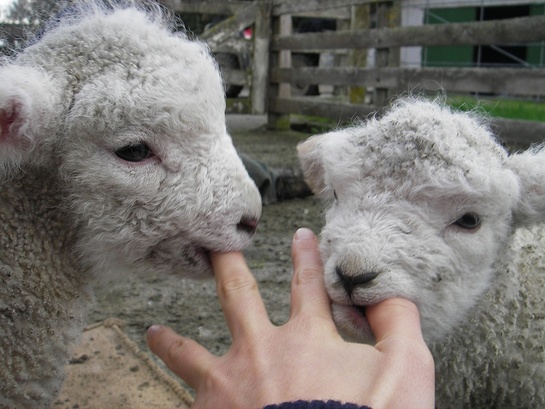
[{"x1": 83, "y1": 318, "x2": 195, "y2": 407}]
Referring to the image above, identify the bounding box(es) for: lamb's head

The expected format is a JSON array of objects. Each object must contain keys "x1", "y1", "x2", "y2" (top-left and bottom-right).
[
  {"x1": 0, "y1": 1, "x2": 261, "y2": 279},
  {"x1": 298, "y1": 98, "x2": 545, "y2": 343}
]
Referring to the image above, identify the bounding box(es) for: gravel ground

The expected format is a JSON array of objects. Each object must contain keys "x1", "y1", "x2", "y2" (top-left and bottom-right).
[{"x1": 86, "y1": 115, "x2": 326, "y2": 386}]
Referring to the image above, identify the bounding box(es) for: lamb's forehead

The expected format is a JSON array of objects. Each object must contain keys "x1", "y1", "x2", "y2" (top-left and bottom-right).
[
  {"x1": 21, "y1": 6, "x2": 225, "y2": 134},
  {"x1": 20, "y1": 6, "x2": 223, "y2": 100},
  {"x1": 323, "y1": 100, "x2": 508, "y2": 188}
]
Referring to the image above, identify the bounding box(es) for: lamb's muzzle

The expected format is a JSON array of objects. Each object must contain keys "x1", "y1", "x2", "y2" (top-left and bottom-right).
[
  {"x1": 237, "y1": 216, "x2": 259, "y2": 235},
  {"x1": 335, "y1": 266, "x2": 379, "y2": 297}
]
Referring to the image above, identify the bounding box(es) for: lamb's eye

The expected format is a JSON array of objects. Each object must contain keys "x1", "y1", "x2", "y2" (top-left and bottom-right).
[
  {"x1": 333, "y1": 190, "x2": 338, "y2": 201},
  {"x1": 453, "y1": 213, "x2": 481, "y2": 230},
  {"x1": 114, "y1": 143, "x2": 152, "y2": 162}
]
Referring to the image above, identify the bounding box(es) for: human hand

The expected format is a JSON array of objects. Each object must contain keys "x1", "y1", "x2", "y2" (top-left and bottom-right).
[{"x1": 146, "y1": 228, "x2": 435, "y2": 409}]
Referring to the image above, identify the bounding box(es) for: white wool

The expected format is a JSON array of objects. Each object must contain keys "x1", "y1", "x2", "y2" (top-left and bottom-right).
[
  {"x1": 0, "y1": 1, "x2": 261, "y2": 407},
  {"x1": 298, "y1": 97, "x2": 545, "y2": 408}
]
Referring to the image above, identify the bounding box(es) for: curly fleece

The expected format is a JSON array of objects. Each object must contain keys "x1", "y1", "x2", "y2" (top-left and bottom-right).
[
  {"x1": 297, "y1": 98, "x2": 545, "y2": 408},
  {"x1": 0, "y1": 1, "x2": 261, "y2": 407}
]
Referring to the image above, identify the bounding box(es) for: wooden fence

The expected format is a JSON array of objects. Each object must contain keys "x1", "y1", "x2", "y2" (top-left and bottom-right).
[
  {"x1": 2, "y1": 1, "x2": 544, "y2": 145},
  {"x1": 161, "y1": 0, "x2": 545, "y2": 146}
]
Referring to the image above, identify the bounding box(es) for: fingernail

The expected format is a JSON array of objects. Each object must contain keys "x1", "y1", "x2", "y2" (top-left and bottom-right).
[
  {"x1": 146, "y1": 324, "x2": 162, "y2": 335},
  {"x1": 294, "y1": 227, "x2": 315, "y2": 241}
]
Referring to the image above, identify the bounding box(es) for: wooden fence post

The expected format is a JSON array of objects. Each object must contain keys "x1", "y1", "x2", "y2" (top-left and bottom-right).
[
  {"x1": 373, "y1": 1, "x2": 401, "y2": 107},
  {"x1": 251, "y1": 1, "x2": 272, "y2": 115},
  {"x1": 348, "y1": 4, "x2": 370, "y2": 104},
  {"x1": 267, "y1": 12, "x2": 293, "y2": 130}
]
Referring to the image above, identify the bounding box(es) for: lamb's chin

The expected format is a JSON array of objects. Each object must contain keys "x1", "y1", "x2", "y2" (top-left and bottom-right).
[{"x1": 331, "y1": 303, "x2": 375, "y2": 344}]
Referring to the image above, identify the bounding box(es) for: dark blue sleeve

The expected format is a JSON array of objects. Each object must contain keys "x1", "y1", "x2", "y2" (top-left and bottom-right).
[{"x1": 264, "y1": 400, "x2": 371, "y2": 409}]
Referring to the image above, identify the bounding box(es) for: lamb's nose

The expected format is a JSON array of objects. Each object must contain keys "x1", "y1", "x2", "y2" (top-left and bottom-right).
[
  {"x1": 237, "y1": 216, "x2": 259, "y2": 236},
  {"x1": 335, "y1": 266, "x2": 379, "y2": 297}
]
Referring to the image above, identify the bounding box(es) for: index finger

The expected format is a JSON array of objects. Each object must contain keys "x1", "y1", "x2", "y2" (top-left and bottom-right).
[
  {"x1": 210, "y1": 251, "x2": 271, "y2": 337},
  {"x1": 289, "y1": 228, "x2": 331, "y2": 321}
]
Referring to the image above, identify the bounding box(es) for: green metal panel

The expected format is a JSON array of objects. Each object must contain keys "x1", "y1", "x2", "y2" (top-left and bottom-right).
[
  {"x1": 527, "y1": 4, "x2": 545, "y2": 67},
  {"x1": 423, "y1": 7, "x2": 476, "y2": 67}
]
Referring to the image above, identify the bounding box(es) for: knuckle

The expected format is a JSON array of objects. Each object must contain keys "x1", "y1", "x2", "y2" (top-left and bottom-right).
[
  {"x1": 165, "y1": 337, "x2": 190, "y2": 364},
  {"x1": 294, "y1": 266, "x2": 323, "y2": 286},
  {"x1": 219, "y1": 274, "x2": 258, "y2": 298}
]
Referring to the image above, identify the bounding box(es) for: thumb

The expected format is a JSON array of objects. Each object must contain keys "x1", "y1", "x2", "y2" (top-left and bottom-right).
[{"x1": 366, "y1": 298, "x2": 425, "y2": 346}]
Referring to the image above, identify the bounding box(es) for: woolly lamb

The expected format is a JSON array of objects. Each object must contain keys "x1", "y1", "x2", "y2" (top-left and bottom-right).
[
  {"x1": 0, "y1": 2, "x2": 261, "y2": 407},
  {"x1": 297, "y1": 98, "x2": 545, "y2": 408}
]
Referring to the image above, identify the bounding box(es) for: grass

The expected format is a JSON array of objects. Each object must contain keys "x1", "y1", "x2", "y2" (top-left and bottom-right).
[{"x1": 447, "y1": 96, "x2": 545, "y2": 122}]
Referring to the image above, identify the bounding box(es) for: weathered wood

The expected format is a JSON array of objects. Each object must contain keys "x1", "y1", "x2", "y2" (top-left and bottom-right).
[
  {"x1": 269, "y1": 97, "x2": 545, "y2": 147},
  {"x1": 270, "y1": 97, "x2": 377, "y2": 122},
  {"x1": 273, "y1": 0, "x2": 387, "y2": 16},
  {"x1": 158, "y1": 0, "x2": 545, "y2": 146},
  {"x1": 291, "y1": 9, "x2": 350, "y2": 20},
  {"x1": 251, "y1": 1, "x2": 272, "y2": 115},
  {"x1": 278, "y1": 14, "x2": 293, "y2": 98},
  {"x1": 271, "y1": 67, "x2": 545, "y2": 97},
  {"x1": 347, "y1": 5, "x2": 369, "y2": 104},
  {"x1": 373, "y1": 2, "x2": 399, "y2": 106},
  {"x1": 158, "y1": 0, "x2": 249, "y2": 15},
  {"x1": 267, "y1": 12, "x2": 293, "y2": 130},
  {"x1": 199, "y1": 2, "x2": 258, "y2": 49},
  {"x1": 394, "y1": 67, "x2": 545, "y2": 97},
  {"x1": 492, "y1": 118, "x2": 545, "y2": 147},
  {"x1": 272, "y1": 15, "x2": 545, "y2": 51}
]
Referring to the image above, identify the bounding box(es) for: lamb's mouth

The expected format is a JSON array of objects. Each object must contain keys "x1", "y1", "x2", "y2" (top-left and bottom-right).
[
  {"x1": 181, "y1": 246, "x2": 212, "y2": 268},
  {"x1": 331, "y1": 302, "x2": 374, "y2": 343},
  {"x1": 146, "y1": 243, "x2": 212, "y2": 274}
]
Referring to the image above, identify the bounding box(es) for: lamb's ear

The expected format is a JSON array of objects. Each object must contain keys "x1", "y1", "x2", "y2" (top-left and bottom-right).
[
  {"x1": 507, "y1": 146, "x2": 545, "y2": 226},
  {"x1": 0, "y1": 65, "x2": 61, "y2": 174},
  {"x1": 297, "y1": 134, "x2": 328, "y2": 194}
]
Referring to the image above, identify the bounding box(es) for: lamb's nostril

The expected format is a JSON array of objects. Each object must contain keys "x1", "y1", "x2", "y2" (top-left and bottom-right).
[
  {"x1": 336, "y1": 266, "x2": 379, "y2": 296},
  {"x1": 356, "y1": 271, "x2": 380, "y2": 284},
  {"x1": 237, "y1": 216, "x2": 259, "y2": 235}
]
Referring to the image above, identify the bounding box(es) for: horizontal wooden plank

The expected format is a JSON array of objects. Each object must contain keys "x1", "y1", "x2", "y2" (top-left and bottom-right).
[
  {"x1": 394, "y1": 68, "x2": 545, "y2": 97},
  {"x1": 159, "y1": 0, "x2": 249, "y2": 15},
  {"x1": 491, "y1": 118, "x2": 545, "y2": 147},
  {"x1": 269, "y1": 97, "x2": 545, "y2": 147},
  {"x1": 273, "y1": 0, "x2": 385, "y2": 16},
  {"x1": 272, "y1": 15, "x2": 545, "y2": 50},
  {"x1": 271, "y1": 67, "x2": 545, "y2": 97},
  {"x1": 270, "y1": 97, "x2": 377, "y2": 122},
  {"x1": 272, "y1": 66, "x2": 376, "y2": 86},
  {"x1": 291, "y1": 8, "x2": 351, "y2": 20}
]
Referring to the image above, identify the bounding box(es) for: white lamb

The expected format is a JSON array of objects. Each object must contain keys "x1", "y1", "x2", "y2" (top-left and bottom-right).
[
  {"x1": 297, "y1": 98, "x2": 545, "y2": 408},
  {"x1": 0, "y1": 1, "x2": 262, "y2": 408}
]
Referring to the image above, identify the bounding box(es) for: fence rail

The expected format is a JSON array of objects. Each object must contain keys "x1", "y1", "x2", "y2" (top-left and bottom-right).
[
  {"x1": 272, "y1": 15, "x2": 545, "y2": 50},
  {"x1": 271, "y1": 66, "x2": 545, "y2": 97}
]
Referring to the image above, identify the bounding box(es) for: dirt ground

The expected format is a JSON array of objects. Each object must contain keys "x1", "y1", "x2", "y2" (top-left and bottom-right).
[{"x1": 85, "y1": 115, "x2": 327, "y2": 394}]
